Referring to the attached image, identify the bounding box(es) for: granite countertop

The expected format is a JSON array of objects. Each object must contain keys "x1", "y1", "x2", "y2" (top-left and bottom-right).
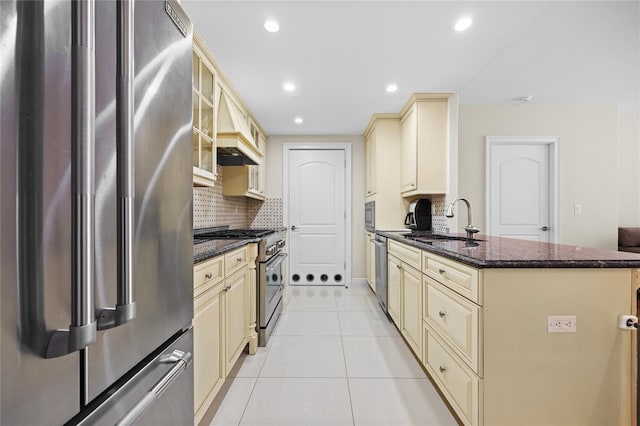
[
  {"x1": 193, "y1": 238, "x2": 260, "y2": 264},
  {"x1": 378, "y1": 230, "x2": 640, "y2": 269}
]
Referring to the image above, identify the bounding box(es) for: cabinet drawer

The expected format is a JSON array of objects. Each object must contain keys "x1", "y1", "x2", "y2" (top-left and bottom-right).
[
  {"x1": 388, "y1": 239, "x2": 421, "y2": 271},
  {"x1": 423, "y1": 252, "x2": 480, "y2": 304},
  {"x1": 225, "y1": 246, "x2": 247, "y2": 277},
  {"x1": 424, "y1": 276, "x2": 481, "y2": 374},
  {"x1": 194, "y1": 255, "x2": 224, "y2": 297},
  {"x1": 424, "y1": 326, "x2": 481, "y2": 426}
]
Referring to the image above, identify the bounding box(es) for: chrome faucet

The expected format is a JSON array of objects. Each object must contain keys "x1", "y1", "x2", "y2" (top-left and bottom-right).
[{"x1": 446, "y1": 197, "x2": 480, "y2": 240}]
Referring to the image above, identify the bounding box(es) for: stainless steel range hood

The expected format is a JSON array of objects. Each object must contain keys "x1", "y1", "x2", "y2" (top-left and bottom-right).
[{"x1": 217, "y1": 93, "x2": 263, "y2": 166}]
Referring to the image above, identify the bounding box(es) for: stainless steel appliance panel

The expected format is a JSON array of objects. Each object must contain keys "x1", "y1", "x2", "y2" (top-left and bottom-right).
[
  {"x1": 78, "y1": 329, "x2": 193, "y2": 426},
  {"x1": 88, "y1": 0, "x2": 194, "y2": 401},
  {"x1": 365, "y1": 201, "x2": 375, "y2": 232},
  {"x1": 1, "y1": 1, "x2": 80, "y2": 424},
  {"x1": 258, "y1": 251, "x2": 286, "y2": 347},
  {"x1": 373, "y1": 235, "x2": 388, "y2": 313}
]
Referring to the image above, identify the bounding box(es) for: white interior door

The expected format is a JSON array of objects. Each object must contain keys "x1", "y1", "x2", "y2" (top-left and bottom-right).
[
  {"x1": 288, "y1": 149, "x2": 346, "y2": 285},
  {"x1": 488, "y1": 142, "x2": 551, "y2": 242}
]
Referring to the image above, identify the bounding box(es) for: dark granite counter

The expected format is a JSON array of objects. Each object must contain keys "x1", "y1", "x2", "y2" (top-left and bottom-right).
[
  {"x1": 378, "y1": 230, "x2": 640, "y2": 269},
  {"x1": 193, "y1": 238, "x2": 260, "y2": 264}
]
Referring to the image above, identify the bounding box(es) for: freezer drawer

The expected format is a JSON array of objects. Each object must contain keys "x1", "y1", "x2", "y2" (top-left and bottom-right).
[{"x1": 76, "y1": 328, "x2": 194, "y2": 426}]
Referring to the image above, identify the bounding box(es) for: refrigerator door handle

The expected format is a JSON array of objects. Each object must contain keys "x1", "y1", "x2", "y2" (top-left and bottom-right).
[
  {"x1": 46, "y1": 0, "x2": 98, "y2": 358},
  {"x1": 97, "y1": 0, "x2": 136, "y2": 330},
  {"x1": 115, "y1": 350, "x2": 193, "y2": 426}
]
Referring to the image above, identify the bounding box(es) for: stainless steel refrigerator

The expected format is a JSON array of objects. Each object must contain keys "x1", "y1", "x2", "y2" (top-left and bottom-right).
[{"x1": 1, "y1": 0, "x2": 194, "y2": 424}]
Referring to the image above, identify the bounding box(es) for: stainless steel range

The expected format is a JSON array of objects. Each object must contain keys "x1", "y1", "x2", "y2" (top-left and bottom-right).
[
  {"x1": 193, "y1": 228, "x2": 287, "y2": 346},
  {"x1": 256, "y1": 230, "x2": 287, "y2": 346}
]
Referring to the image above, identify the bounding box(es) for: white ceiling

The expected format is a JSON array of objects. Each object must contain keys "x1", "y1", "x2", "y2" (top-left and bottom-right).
[{"x1": 181, "y1": 1, "x2": 640, "y2": 135}]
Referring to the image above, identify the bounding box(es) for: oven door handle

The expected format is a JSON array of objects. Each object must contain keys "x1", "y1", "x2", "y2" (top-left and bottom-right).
[{"x1": 267, "y1": 252, "x2": 288, "y2": 269}]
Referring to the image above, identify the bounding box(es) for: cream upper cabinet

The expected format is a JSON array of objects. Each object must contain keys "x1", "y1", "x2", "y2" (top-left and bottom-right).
[
  {"x1": 399, "y1": 94, "x2": 449, "y2": 197},
  {"x1": 192, "y1": 32, "x2": 267, "y2": 195},
  {"x1": 222, "y1": 128, "x2": 266, "y2": 200},
  {"x1": 192, "y1": 36, "x2": 218, "y2": 187},
  {"x1": 362, "y1": 114, "x2": 404, "y2": 229},
  {"x1": 365, "y1": 127, "x2": 377, "y2": 196}
]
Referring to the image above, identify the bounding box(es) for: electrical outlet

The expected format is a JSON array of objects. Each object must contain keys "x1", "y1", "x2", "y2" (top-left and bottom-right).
[
  {"x1": 547, "y1": 315, "x2": 577, "y2": 333},
  {"x1": 574, "y1": 204, "x2": 583, "y2": 215}
]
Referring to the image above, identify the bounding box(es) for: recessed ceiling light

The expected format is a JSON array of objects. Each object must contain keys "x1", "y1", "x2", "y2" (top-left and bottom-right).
[
  {"x1": 386, "y1": 84, "x2": 398, "y2": 93},
  {"x1": 264, "y1": 20, "x2": 280, "y2": 33},
  {"x1": 294, "y1": 117, "x2": 303, "y2": 124},
  {"x1": 283, "y1": 82, "x2": 295, "y2": 92},
  {"x1": 454, "y1": 17, "x2": 472, "y2": 32}
]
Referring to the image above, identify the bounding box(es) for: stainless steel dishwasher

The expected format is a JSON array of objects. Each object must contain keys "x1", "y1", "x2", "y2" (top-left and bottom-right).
[{"x1": 372, "y1": 234, "x2": 388, "y2": 313}]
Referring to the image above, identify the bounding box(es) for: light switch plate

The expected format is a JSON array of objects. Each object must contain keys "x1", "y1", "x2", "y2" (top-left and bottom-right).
[{"x1": 548, "y1": 315, "x2": 577, "y2": 333}]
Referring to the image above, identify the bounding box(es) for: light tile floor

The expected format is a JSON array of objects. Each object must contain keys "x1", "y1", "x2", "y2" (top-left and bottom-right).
[{"x1": 208, "y1": 281, "x2": 458, "y2": 426}]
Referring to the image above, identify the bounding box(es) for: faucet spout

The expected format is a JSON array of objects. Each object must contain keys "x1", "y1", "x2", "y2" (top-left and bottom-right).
[{"x1": 445, "y1": 197, "x2": 480, "y2": 240}]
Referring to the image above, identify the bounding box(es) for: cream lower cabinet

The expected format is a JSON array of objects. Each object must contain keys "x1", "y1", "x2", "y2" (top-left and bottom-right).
[
  {"x1": 387, "y1": 240, "x2": 423, "y2": 356},
  {"x1": 193, "y1": 278, "x2": 224, "y2": 424},
  {"x1": 387, "y1": 240, "x2": 635, "y2": 426},
  {"x1": 387, "y1": 255, "x2": 402, "y2": 325},
  {"x1": 422, "y1": 251, "x2": 482, "y2": 426},
  {"x1": 224, "y1": 267, "x2": 248, "y2": 374},
  {"x1": 423, "y1": 252, "x2": 636, "y2": 426},
  {"x1": 401, "y1": 263, "x2": 422, "y2": 355},
  {"x1": 365, "y1": 232, "x2": 376, "y2": 292},
  {"x1": 193, "y1": 244, "x2": 257, "y2": 424}
]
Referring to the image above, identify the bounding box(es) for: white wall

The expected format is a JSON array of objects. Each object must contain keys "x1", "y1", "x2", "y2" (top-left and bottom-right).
[
  {"x1": 459, "y1": 103, "x2": 638, "y2": 250},
  {"x1": 266, "y1": 135, "x2": 366, "y2": 279},
  {"x1": 618, "y1": 110, "x2": 640, "y2": 226}
]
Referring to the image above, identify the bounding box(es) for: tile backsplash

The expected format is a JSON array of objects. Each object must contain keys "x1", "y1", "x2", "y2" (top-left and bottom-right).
[
  {"x1": 193, "y1": 165, "x2": 283, "y2": 230},
  {"x1": 193, "y1": 165, "x2": 248, "y2": 229},
  {"x1": 194, "y1": 166, "x2": 445, "y2": 232},
  {"x1": 249, "y1": 198, "x2": 283, "y2": 228},
  {"x1": 431, "y1": 195, "x2": 448, "y2": 233}
]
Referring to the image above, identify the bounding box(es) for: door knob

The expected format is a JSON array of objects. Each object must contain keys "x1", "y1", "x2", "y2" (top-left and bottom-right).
[
  {"x1": 291, "y1": 225, "x2": 297, "y2": 231},
  {"x1": 540, "y1": 226, "x2": 549, "y2": 231}
]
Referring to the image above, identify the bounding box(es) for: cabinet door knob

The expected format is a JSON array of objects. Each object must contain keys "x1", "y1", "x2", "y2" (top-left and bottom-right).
[
  {"x1": 439, "y1": 366, "x2": 446, "y2": 373},
  {"x1": 438, "y1": 311, "x2": 446, "y2": 318},
  {"x1": 540, "y1": 226, "x2": 550, "y2": 231},
  {"x1": 236, "y1": 258, "x2": 242, "y2": 263},
  {"x1": 205, "y1": 272, "x2": 213, "y2": 279},
  {"x1": 396, "y1": 264, "x2": 402, "y2": 270},
  {"x1": 438, "y1": 268, "x2": 446, "y2": 274}
]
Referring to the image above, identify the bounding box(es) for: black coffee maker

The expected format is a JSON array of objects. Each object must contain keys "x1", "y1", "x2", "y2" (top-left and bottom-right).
[{"x1": 404, "y1": 199, "x2": 432, "y2": 231}]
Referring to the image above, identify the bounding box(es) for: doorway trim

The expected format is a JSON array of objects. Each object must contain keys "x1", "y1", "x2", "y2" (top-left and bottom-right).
[
  {"x1": 485, "y1": 136, "x2": 560, "y2": 243},
  {"x1": 283, "y1": 143, "x2": 352, "y2": 286}
]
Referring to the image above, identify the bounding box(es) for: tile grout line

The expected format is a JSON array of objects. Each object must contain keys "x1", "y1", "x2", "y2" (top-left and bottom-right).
[{"x1": 336, "y1": 285, "x2": 357, "y2": 426}]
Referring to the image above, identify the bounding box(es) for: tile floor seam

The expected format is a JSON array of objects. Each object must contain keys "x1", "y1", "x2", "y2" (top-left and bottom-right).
[
  {"x1": 337, "y1": 286, "x2": 356, "y2": 426},
  {"x1": 214, "y1": 283, "x2": 457, "y2": 425},
  {"x1": 234, "y1": 377, "x2": 259, "y2": 426}
]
